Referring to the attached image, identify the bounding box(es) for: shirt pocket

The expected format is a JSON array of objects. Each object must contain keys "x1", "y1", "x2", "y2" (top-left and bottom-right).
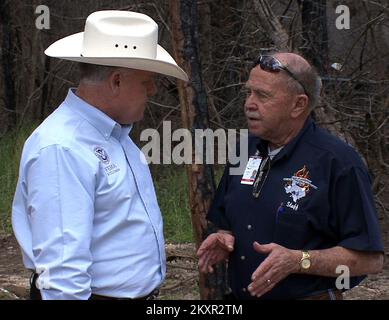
[{"x1": 274, "y1": 213, "x2": 312, "y2": 249}]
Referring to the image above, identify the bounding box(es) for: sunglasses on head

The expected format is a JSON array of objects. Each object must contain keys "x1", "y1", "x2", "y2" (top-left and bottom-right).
[{"x1": 254, "y1": 55, "x2": 308, "y2": 97}]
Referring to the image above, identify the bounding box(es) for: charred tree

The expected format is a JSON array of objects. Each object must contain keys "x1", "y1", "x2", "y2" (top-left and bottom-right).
[
  {"x1": 299, "y1": 0, "x2": 329, "y2": 75},
  {"x1": 0, "y1": 0, "x2": 17, "y2": 130},
  {"x1": 39, "y1": 56, "x2": 51, "y2": 121},
  {"x1": 170, "y1": 0, "x2": 228, "y2": 300}
]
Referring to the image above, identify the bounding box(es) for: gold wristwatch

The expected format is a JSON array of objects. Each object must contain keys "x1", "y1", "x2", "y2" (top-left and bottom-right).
[{"x1": 300, "y1": 251, "x2": 311, "y2": 270}]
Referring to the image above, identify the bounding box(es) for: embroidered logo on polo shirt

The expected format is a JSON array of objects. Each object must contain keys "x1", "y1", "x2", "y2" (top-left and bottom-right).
[
  {"x1": 283, "y1": 166, "x2": 318, "y2": 210},
  {"x1": 93, "y1": 146, "x2": 121, "y2": 176},
  {"x1": 94, "y1": 146, "x2": 110, "y2": 164}
]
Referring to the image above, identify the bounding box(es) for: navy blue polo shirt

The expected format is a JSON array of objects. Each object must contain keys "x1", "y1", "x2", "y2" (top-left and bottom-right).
[{"x1": 208, "y1": 118, "x2": 384, "y2": 300}]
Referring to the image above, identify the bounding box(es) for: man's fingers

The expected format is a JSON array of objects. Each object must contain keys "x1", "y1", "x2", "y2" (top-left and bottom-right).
[
  {"x1": 248, "y1": 273, "x2": 271, "y2": 293},
  {"x1": 251, "y1": 242, "x2": 275, "y2": 281},
  {"x1": 198, "y1": 233, "x2": 234, "y2": 258},
  {"x1": 198, "y1": 257, "x2": 206, "y2": 273},
  {"x1": 197, "y1": 246, "x2": 207, "y2": 257},
  {"x1": 197, "y1": 233, "x2": 235, "y2": 274},
  {"x1": 217, "y1": 233, "x2": 234, "y2": 251},
  {"x1": 199, "y1": 250, "x2": 217, "y2": 273},
  {"x1": 196, "y1": 237, "x2": 214, "y2": 257},
  {"x1": 253, "y1": 241, "x2": 273, "y2": 254},
  {"x1": 248, "y1": 268, "x2": 281, "y2": 297},
  {"x1": 251, "y1": 256, "x2": 273, "y2": 281},
  {"x1": 198, "y1": 249, "x2": 226, "y2": 274},
  {"x1": 205, "y1": 251, "x2": 219, "y2": 273},
  {"x1": 248, "y1": 277, "x2": 276, "y2": 298},
  {"x1": 198, "y1": 250, "x2": 211, "y2": 272},
  {"x1": 224, "y1": 238, "x2": 234, "y2": 251},
  {"x1": 199, "y1": 260, "x2": 210, "y2": 274}
]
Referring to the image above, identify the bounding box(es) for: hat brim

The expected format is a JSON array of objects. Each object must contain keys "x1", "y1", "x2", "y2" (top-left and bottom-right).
[{"x1": 45, "y1": 32, "x2": 188, "y2": 82}]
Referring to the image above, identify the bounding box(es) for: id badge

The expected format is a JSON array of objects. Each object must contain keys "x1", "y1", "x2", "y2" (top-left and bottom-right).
[{"x1": 241, "y1": 156, "x2": 262, "y2": 185}]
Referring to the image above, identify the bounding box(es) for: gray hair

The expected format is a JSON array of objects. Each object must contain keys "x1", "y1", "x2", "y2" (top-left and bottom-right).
[
  {"x1": 285, "y1": 62, "x2": 322, "y2": 111},
  {"x1": 78, "y1": 63, "x2": 120, "y2": 83}
]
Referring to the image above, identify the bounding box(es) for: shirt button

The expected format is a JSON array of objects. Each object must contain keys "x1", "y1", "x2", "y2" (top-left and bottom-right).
[
  {"x1": 242, "y1": 288, "x2": 247, "y2": 292},
  {"x1": 240, "y1": 255, "x2": 246, "y2": 260},
  {"x1": 247, "y1": 224, "x2": 252, "y2": 230}
]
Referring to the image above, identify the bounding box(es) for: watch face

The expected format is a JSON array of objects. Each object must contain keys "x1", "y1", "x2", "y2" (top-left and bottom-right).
[{"x1": 301, "y1": 259, "x2": 311, "y2": 269}]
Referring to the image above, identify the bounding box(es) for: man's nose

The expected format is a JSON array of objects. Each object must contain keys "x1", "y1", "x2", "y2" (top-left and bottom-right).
[
  {"x1": 244, "y1": 92, "x2": 256, "y2": 106},
  {"x1": 245, "y1": 100, "x2": 257, "y2": 111}
]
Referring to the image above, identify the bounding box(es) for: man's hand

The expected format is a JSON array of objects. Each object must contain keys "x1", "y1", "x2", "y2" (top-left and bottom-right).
[
  {"x1": 197, "y1": 232, "x2": 235, "y2": 274},
  {"x1": 247, "y1": 241, "x2": 300, "y2": 298}
]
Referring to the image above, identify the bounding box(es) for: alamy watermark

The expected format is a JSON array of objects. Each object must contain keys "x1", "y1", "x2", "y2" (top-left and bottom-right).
[
  {"x1": 335, "y1": 5, "x2": 350, "y2": 30},
  {"x1": 139, "y1": 121, "x2": 249, "y2": 175},
  {"x1": 335, "y1": 265, "x2": 350, "y2": 290},
  {"x1": 35, "y1": 5, "x2": 50, "y2": 30}
]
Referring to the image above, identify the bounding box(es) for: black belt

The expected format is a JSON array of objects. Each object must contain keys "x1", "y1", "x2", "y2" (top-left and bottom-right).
[
  {"x1": 224, "y1": 288, "x2": 343, "y2": 300},
  {"x1": 89, "y1": 289, "x2": 159, "y2": 300},
  {"x1": 30, "y1": 272, "x2": 42, "y2": 300},
  {"x1": 30, "y1": 272, "x2": 159, "y2": 300},
  {"x1": 299, "y1": 289, "x2": 343, "y2": 300}
]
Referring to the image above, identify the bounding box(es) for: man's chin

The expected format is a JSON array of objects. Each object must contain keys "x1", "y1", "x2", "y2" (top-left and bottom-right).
[
  {"x1": 132, "y1": 112, "x2": 145, "y2": 123},
  {"x1": 247, "y1": 122, "x2": 262, "y2": 135}
]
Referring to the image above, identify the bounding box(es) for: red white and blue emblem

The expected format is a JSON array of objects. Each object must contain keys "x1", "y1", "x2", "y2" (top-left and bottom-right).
[{"x1": 283, "y1": 166, "x2": 317, "y2": 203}]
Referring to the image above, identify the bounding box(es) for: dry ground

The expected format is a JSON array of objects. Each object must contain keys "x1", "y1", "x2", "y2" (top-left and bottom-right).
[{"x1": 1, "y1": 235, "x2": 388, "y2": 300}]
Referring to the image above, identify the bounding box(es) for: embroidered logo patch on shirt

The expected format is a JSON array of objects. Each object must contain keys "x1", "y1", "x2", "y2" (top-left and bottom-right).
[
  {"x1": 283, "y1": 166, "x2": 318, "y2": 209},
  {"x1": 94, "y1": 146, "x2": 121, "y2": 176},
  {"x1": 94, "y1": 146, "x2": 110, "y2": 164}
]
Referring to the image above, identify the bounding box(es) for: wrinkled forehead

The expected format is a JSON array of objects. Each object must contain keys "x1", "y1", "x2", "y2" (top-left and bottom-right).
[{"x1": 246, "y1": 65, "x2": 286, "y2": 88}]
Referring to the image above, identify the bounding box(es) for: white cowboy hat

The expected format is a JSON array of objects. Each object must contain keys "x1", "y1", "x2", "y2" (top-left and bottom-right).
[{"x1": 45, "y1": 10, "x2": 188, "y2": 81}]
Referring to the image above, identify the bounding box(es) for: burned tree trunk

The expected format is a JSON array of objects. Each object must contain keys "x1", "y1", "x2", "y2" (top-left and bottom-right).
[
  {"x1": 170, "y1": 0, "x2": 228, "y2": 300},
  {"x1": 299, "y1": 0, "x2": 329, "y2": 75},
  {"x1": 0, "y1": 1, "x2": 17, "y2": 130}
]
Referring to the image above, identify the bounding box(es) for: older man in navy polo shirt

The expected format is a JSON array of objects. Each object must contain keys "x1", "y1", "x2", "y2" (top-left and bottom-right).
[{"x1": 197, "y1": 52, "x2": 384, "y2": 300}]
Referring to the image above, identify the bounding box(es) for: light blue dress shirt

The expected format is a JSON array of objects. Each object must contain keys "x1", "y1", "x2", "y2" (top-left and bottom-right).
[{"x1": 12, "y1": 89, "x2": 166, "y2": 300}]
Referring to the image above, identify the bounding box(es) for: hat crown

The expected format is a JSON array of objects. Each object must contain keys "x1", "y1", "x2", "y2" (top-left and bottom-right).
[
  {"x1": 81, "y1": 11, "x2": 158, "y2": 59},
  {"x1": 44, "y1": 10, "x2": 188, "y2": 81}
]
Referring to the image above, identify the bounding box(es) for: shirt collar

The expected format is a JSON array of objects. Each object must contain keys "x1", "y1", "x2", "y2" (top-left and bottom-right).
[
  {"x1": 64, "y1": 88, "x2": 133, "y2": 140},
  {"x1": 268, "y1": 145, "x2": 283, "y2": 160}
]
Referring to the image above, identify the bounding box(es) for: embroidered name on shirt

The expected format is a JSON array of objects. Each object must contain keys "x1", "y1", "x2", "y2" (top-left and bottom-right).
[
  {"x1": 104, "y1": 163, "x2": 120, "y2": 176},
  {"x1": 286, "y1": 201, "x2": 299, "y2": 211},
  {"x1": 283, "y1": 165, "x2": 318, "y2": 210}
]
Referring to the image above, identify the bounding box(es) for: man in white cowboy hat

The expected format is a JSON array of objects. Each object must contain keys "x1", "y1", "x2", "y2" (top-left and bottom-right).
[{"x1": 12, "y1": 10, "x2": 188, "y2": 300}]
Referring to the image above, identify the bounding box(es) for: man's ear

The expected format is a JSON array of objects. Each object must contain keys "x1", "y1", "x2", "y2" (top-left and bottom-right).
[
  {"x1": 108, "y1": 70, "x2": 122, "y2": 96},
  {"x1": 291, "y1": 94, "x2": 309, "y2": 119}
]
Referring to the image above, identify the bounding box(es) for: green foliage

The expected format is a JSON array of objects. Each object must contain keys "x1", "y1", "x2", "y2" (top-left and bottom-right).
[
  {"x1": 154, "y1": 165, "x2": 224, "y2": 243},
  {"x1": 154, "y1": 166, "x2": 193, "y2": 243},
  {"x1": 0, "y1": 124, "x2": 38, "y2": 233}
]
